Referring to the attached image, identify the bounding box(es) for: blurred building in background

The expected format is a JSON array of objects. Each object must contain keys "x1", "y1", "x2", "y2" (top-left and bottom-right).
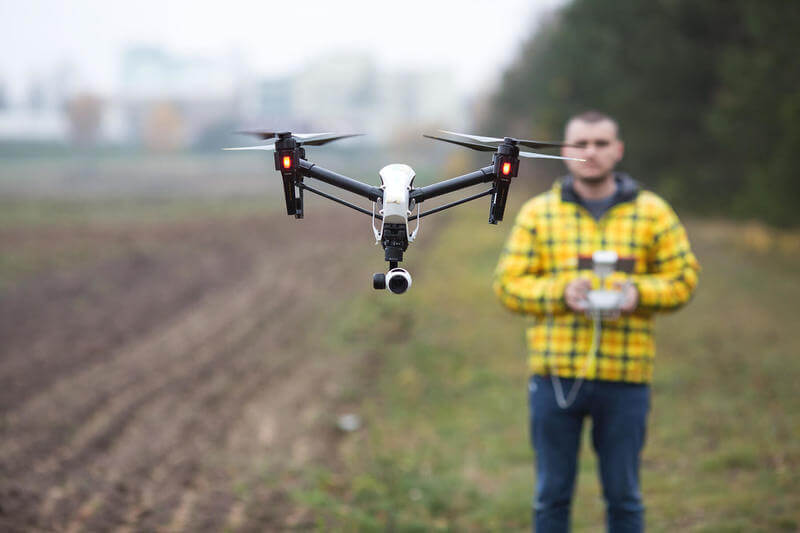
[
  {"x1": 0, "y1": 47, "x2": 469, "y2": 151},
  {"x1": 250, "y1": 52, "x2": 467, "y2": 145},
  {"x1": 0, "y1": 69, "x2": 70, "y2": 143},
  {"x1": 119, "y1": 46, "x2": 250, "y2": 151}
]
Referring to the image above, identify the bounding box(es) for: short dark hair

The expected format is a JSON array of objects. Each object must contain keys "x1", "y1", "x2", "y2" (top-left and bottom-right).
[{"x1": 565, "y1": 110, "x2": 621, "y2": 139}]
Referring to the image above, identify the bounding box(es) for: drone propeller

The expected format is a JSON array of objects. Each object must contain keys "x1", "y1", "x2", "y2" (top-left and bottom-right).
[
  {"x1": 438, "y1": 129, "x2": 573, "y2": 150},
  {"x1": 519, "y1": 150, "x2": 585, "y2": 162},
  {"x1": 225, "y1": 132, "x2": 363, "y2": 152},
  {"x1": 223, "y1": 144, "x2": 276, "y2": 151},
  {"x1": 301, "y1": 133, "x2": 364, "y2": 146},
  {"x1": 423, "y1": 133, "x2": 585, "y2": 162},
  {"x1": 236, "y1": 131, "x2": 364, "y2": 145},
  {"x1": 237, "y1": 130, "x2": 328, "y2": 140},
  {"x1": 422, "y1": 133, "x2": 497, "y2": 152}
]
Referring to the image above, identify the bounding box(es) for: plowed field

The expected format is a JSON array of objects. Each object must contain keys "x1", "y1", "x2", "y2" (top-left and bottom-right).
[{"x1": 0, "y1": 208, "x2": 377, "y2": 531}]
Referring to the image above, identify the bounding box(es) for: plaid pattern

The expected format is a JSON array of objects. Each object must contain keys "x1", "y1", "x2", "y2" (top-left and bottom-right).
[{"x1": 493, "y1": 178, "x2": 700, "y2": 383}]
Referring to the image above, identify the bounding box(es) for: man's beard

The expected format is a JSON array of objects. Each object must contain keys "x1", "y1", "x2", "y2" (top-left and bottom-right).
[{"x1": 577, "y1": 173, "x2": 612, "y2": 184}]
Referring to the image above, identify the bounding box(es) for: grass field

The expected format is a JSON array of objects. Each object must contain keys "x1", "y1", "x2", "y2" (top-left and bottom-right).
[{"x1": 294, "y1": 200, "x2": 800, "y2": 532}]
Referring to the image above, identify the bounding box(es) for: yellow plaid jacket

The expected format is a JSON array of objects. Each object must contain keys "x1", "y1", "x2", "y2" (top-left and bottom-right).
[{"x1": 493, "y1": 174, "x2": 700, "y2": 383}]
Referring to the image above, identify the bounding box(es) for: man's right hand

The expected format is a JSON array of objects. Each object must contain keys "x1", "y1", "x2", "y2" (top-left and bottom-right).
[{"x1": 565, "y1": 278, "x2": 592, "y2": 312}]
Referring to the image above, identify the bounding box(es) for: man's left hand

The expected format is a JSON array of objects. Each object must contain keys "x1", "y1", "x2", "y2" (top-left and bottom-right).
[{"x1": 614, "y1": 281, "x2": 639, "y2": 313}]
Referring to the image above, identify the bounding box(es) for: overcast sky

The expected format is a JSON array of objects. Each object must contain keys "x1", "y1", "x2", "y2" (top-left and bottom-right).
[{"x1": 1, "y1": 0, "x2": 563, "y2": 102}]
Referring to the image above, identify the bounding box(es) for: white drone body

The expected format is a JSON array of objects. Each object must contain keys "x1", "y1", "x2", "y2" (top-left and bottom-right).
[{"x1": 373, "y1": 164, "x2": 418, "y2": 243}]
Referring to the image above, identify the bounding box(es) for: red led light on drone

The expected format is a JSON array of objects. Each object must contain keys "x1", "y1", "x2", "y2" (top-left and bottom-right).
[
  {"x1": 282, "y1": 156, "x2": 292, "y2": 169},
  {"x1": 502, "y1": 162, "x2": 512, "y2": 176}
]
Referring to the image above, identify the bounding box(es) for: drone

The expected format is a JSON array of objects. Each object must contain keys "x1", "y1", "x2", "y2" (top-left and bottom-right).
[{"x1": 225, "y1": 129, "x2": 584, "y2": 294}]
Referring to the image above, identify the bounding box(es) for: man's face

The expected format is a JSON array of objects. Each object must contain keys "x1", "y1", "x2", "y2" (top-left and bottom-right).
[{"x1": 561, "y1": 119, "x2": 624, "y2": 182}]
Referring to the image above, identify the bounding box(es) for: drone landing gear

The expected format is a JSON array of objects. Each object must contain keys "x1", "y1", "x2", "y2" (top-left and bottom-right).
[
  {"x1": 294, "y1": 183, "x2": 304, "y2": 219},
  {"x1": 489, "y1": 178, "x2": 511, "y2": 224}
]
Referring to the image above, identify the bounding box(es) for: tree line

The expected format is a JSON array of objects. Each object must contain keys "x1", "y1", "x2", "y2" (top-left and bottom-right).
[{"x1": 483, "y1": 0, "x2": 800, "y2": 226}]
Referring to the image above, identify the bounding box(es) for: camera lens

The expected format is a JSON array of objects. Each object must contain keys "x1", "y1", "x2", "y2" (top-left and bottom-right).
[{"x1": 388, "y1": 275, "x2": 409, "y2": 294}]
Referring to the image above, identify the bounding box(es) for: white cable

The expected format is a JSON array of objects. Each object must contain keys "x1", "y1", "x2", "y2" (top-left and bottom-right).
[{"x1": 551, "y1": 312, "x2": 602, "y2": 409}]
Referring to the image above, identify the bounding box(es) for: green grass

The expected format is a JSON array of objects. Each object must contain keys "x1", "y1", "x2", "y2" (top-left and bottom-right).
[{"x1": 294, "y1": 205, "x2": 800, "y2": 532}]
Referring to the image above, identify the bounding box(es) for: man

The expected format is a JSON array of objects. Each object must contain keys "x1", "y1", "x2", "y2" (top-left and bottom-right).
[{"x1": 493, "y1": 111, "x2": 699, "y2": 532}]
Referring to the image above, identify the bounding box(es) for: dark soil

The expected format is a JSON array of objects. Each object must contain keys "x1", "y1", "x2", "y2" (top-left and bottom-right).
[{"x1": 0, "y1": 209, "x2": 376, "y2": 531}]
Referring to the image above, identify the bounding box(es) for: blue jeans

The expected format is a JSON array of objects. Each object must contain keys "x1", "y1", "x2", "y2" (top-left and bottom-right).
[{"x1": 528, "y1": 375, "x2": 650, "y2": 533}]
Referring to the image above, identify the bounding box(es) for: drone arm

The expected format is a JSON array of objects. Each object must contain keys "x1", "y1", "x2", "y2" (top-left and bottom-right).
[
  {"x1": 414, "y1": 187, "x2": 495, "y2": 219},
  {"x1": 297, "y1": 181, "x2": 381, "y2": 219},
  {"x1": 409, "y1": 166, "x2": 495, "y2": 203},
  {"x1": 298, "y1": 159, "x2": 382, "y2": 202}
]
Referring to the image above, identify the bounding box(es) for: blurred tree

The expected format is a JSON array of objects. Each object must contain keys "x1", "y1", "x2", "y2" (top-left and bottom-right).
[
  {"x1": 484, "y1": 0, "x2": 800, "y2": 226},
  {"x1": 142, "y1": 101, "x2": 186, "y2": 152},
  {"x1": 65, "y1": 93, "x2": 104, "y2": 147},
  {"x1": 706, "y1": 1, "x2": 800, "y2": 226}
]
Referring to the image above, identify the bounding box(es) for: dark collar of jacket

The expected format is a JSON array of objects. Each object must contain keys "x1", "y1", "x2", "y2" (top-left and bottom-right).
[{"x1": 559, "y1": 172, "x2": 640, "y2": 209}]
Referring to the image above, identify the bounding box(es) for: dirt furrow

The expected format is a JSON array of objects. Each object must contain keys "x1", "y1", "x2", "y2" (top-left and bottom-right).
[
  {"x1": 51, "y1": 268, "x2": 345, "y2": 529},
  {"x1": 68, "y1": 307, "x2": 303, "y2": 531},
  {"x1": 0, "y1": 221, "x2": 262, "y2": 414},
  {"x1": 1, "y1": 208, "x2": 377, "y2": 531},
  {"x1": 3, "y1": 266, "x2": 277, "y2": 478},
  {"x1": 0, "y1": 204, "x2": 442, "y2": 531},
  {"x1": 115, "y1": 259, "x2": 364, "y2": 531},
  {"x1": 1, "y1": 215, "x2": 342, "y2": 473}
]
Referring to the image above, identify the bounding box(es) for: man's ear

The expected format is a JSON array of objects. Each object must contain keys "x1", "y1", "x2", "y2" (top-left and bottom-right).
[{"x1": 615, "y1": 140, "x2": 625, "y2": 163}]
